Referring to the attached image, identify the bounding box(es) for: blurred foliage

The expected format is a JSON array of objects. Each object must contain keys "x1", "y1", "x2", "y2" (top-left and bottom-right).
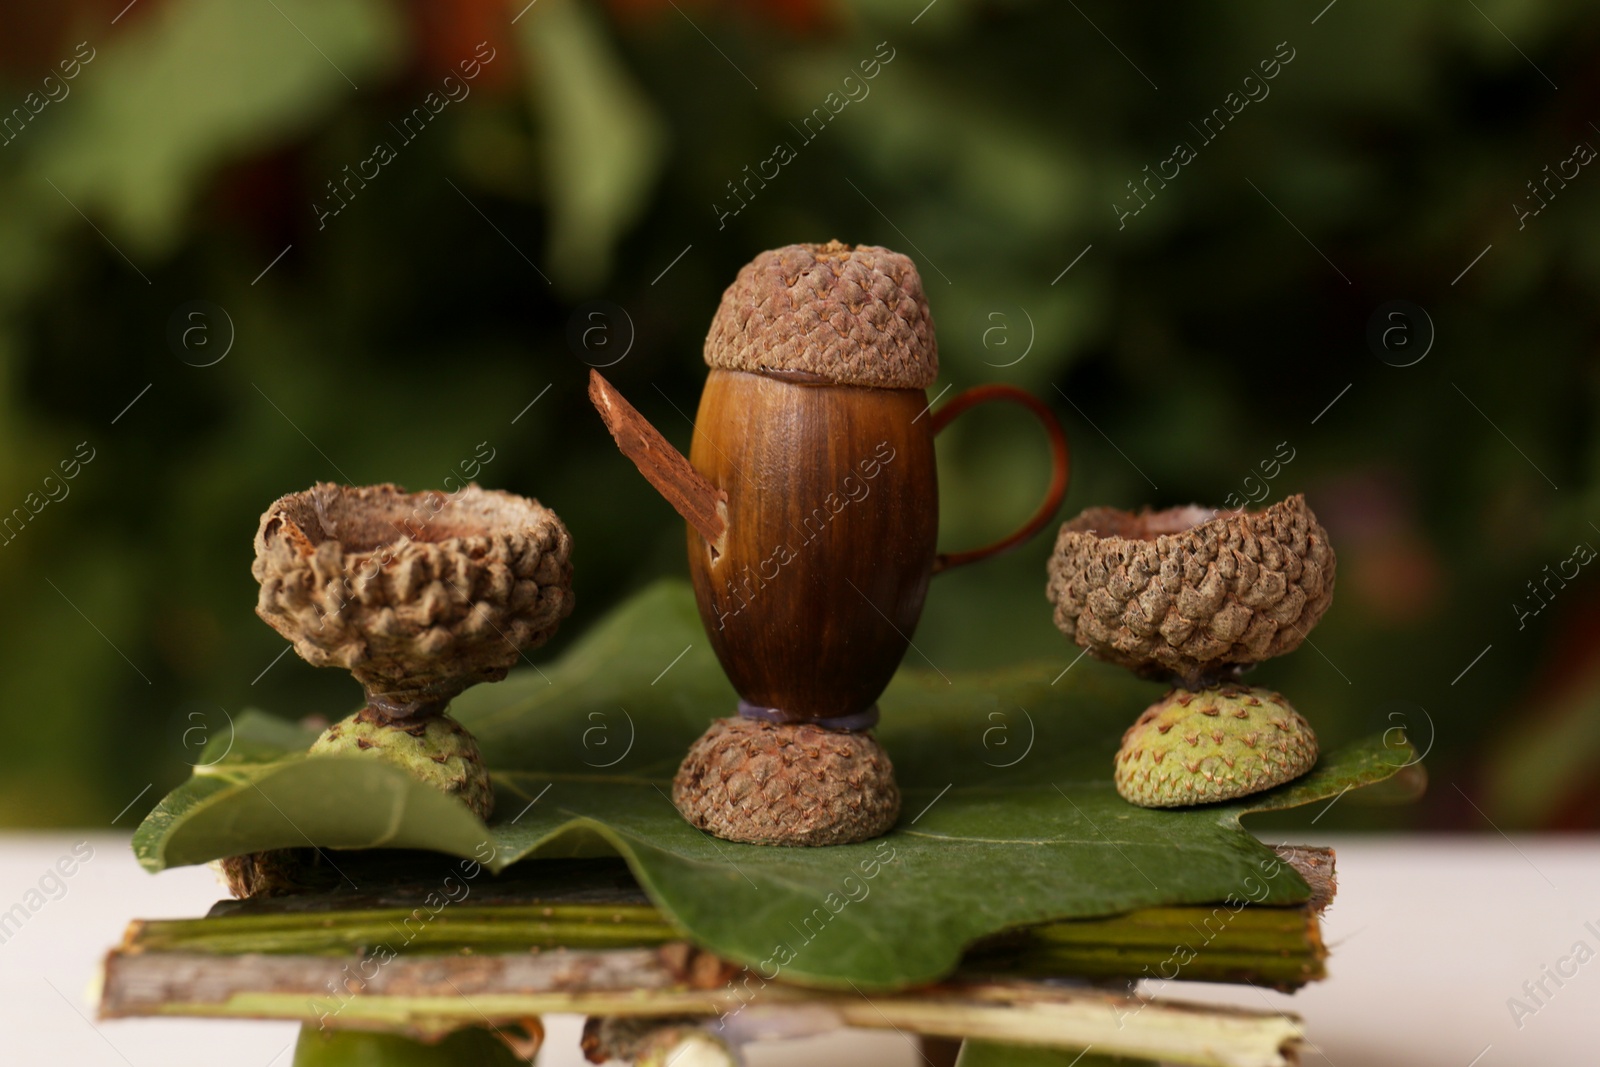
[{"x1": 0, "y1": 0, "x2": 1595, "y2": 830}]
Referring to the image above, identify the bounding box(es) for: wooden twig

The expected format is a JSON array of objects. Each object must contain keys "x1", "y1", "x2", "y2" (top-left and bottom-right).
[
  {"x1": 1276, "y1": 844, "x2": 1337, "y2": 914},
  {"x1": 116, "y1": 898, "x2": 1324, "y2": 992},
  {"x1": 588, "y1": 370, "x2": 727, "y2": 549},
  {"x1": 98, "y1": 956, "x2": 1303, "y2": 1067}
]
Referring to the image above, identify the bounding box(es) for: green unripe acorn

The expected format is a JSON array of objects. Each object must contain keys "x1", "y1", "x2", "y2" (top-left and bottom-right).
[
  {"x1": 1114, "y1": 684, "x2": 1318, "y2": 808},
  {"x1": 292, "y1": 1025, "x2": 528, "y2": 1066},
  {"x1": 310, "y1": 708, "x2": 494, "y2": 820}
]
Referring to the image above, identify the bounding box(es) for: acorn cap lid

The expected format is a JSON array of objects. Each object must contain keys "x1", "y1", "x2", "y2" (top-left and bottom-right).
[{"x1": 703, "y1": 240, "x2": 938, "y2": 389}]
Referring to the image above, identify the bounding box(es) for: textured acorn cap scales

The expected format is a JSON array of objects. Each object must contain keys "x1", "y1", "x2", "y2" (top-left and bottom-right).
[
  {"x1": 703, "y1": 240, "x2": 938, "y2": 389},
  {"x1": 673, "y1": 718, "x2": 900, "y2": 846},
  {"x1": 214, "y1": 848, "x2": 327, "y2": 899},
  {"x1": 1046, "y1": 494, "x2": 1335, "y2": 686},
  {"x1": 1115, "y1": 684, "x2": 1319, "y2": 807},
  {"x1": 253, "y1": 482, "x2": 573, "y2": 714}
]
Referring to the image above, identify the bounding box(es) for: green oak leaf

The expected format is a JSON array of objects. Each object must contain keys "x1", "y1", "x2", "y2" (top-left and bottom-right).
[{"x1": 133, "y1": 580, "x2": 1416, "y2": 990}]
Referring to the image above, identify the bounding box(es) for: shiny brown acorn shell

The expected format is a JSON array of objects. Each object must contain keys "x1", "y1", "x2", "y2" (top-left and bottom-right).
[{"x1": 686, "y1": 368, "x2": 937, "y2": 723}]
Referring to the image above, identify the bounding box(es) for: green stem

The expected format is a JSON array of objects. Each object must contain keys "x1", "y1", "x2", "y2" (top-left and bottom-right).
[
  {"x1": 129, "y1": 903, "x2": 679, "y2": 956},
  {"x1": 124, "y1": 901, "x2": 1323, "y2": 990},
  {"x1": 964, "y1": 904, "x2": 1324, "y2": 991}
]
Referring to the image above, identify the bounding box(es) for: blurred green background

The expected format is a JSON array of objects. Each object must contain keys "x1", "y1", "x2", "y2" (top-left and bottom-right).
[{"x1": 0, "y1": 0, "x2": 1595, "y2": 831}]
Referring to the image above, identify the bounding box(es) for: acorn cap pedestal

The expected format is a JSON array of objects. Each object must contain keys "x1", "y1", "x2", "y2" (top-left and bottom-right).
[
  {"x1": 673, "y1": 718, "x2": 900, "y2": 847},
  {"x1": 1113, "y1": 684, "x2": 1319, "y2": 807}
]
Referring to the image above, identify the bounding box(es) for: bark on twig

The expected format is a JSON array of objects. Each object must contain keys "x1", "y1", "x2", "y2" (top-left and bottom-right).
[{"x1": 588, "y1": 370, "x2": 727, "y2": 550}]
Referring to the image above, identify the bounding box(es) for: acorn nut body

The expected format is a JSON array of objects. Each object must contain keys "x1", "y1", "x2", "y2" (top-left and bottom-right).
[{"x1": 687, "y1": 369, "x2": 938, "y2": 723}]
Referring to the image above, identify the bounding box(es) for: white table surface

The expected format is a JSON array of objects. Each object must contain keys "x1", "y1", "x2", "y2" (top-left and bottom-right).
[{"x1": 0, "y1": 833, "x2": 1594, "y2": 1066}]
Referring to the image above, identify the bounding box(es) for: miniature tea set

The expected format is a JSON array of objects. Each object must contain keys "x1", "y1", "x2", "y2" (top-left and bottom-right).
[{"x1": 246, "y1": 239, "x2": 1335, "y2": 857}]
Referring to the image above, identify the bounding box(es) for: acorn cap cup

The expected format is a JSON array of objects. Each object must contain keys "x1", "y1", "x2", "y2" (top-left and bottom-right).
[
  {"x1": 1046, "y1": 494, "x2": 1335, "y2": 688},
  {"x1": 252, "y1": 482, "x2": 573, "y2": 719}
]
